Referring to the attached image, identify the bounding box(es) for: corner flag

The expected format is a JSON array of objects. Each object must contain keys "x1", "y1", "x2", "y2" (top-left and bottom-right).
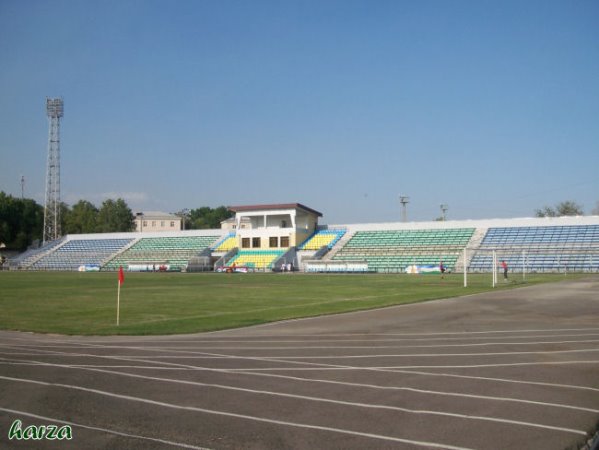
[{"x1": 117, "y1": 266, "x2": 124, "y2": 326}]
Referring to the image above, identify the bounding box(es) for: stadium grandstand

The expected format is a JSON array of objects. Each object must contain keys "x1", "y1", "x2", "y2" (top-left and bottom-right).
[{"x1": 8, "y1": 203, "x2": 599, "y2": 274}]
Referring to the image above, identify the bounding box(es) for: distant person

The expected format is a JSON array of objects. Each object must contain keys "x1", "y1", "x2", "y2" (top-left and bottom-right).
[
  {"x1": 439, "y1": 261, "x2": 446, "y2": 279},
  {"x1": 501, "y1": 260, "x2": 508, "y2": 281}
]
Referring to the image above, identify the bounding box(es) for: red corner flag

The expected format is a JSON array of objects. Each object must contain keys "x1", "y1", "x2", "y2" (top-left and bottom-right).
[{"x1": 117, "y1": 266, "x2": 124, "y2": 326}]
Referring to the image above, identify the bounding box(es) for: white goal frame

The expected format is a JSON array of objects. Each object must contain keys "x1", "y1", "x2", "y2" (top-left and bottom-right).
[{"x1": 462, "y1": 246, "x2": 599, "y2": 288}]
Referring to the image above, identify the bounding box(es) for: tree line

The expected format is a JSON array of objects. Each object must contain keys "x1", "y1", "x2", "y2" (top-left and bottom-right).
[
  {"x1": 2, "y1": 191, "x2": 597, "y2": 251},
  {"x1": 0, "y1": 192, "x2": 232, "y2": 251},
  {"x1": 535, "y1": 200, "x2": 599, "y2": 217}
]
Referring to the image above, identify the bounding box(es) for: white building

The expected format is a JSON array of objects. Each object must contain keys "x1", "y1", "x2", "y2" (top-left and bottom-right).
[{"x1": 134, "y1": 212, "x2": 182, "y2": 233}]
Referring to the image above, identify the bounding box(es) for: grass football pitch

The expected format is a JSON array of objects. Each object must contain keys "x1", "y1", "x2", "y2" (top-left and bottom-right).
[{"x1": 0, "y1": 271, "x2": 576, "y2": 336}]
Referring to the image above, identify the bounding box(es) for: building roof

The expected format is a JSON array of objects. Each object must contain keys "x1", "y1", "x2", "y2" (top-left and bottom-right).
[
  {"x1": 228, "y1": 203, "x2": 323, "y2": 217},
  {"x1": 135, "y1": 211, "x2": 180, "y2": 220},
  {"x1": 221, "y1": 217, "x2": 251, "y2": 224}
]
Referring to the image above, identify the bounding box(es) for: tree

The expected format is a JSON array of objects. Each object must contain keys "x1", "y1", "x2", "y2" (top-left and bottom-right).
[
  {"x1": 64, "y1": 200, "x2": 98, "y2": 234},
  {"x1": 96, "y1": 198, "x2": 135, "y2": 232},
  {"x1": 535, "y1": 201, "x2": 584, "y2": 217},
  {"x1": 0, "y1": 192, "x2": 44, "y2": 250},
  {"x1": 592, "y1": 201, "x2": 599, "y2": 216},
  {"x1": 188, "y1": 206, "x2": 233, "y2": 229}
]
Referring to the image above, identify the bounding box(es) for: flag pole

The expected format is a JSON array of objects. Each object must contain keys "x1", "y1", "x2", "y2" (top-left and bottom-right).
[
  {"x1": 117, "y1": 266, "x2": 124, "y2": 326},
  {"x1": 117, "y1": 279, "x2": 120, "y2": 326}
]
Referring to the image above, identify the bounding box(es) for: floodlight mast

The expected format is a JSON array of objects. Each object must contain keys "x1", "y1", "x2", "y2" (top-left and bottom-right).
[
  {"x1": 399, "y1": 195, "x2": 410, "y2": 223},
  {"x1": 440, "y1": 204, "x2": 448, "y2": 221},
  {"x1": 43, "y1": 97, "x2": 64, "y2": 243}
]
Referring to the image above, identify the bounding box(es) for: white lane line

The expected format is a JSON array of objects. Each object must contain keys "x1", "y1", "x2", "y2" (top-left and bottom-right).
[
  {"x1": 224, "y1": 348, "x2": 599, "y2": 360},
  {"x1": 218, "y1": 368, "x2": 599, "y2": 414},
  {"x1": 39, "y1": 362, "x2": 599, "y2": 394},
  {"x1": 4, "y1": 328, "x2": 599, "y2": 349},
  {"x1": 204, "y1": 327, "x2": 599, "y2": 337},
  {"x1": 2, "y1": 350, "x2": 598, "y2": 415},
  {"x1": 5, "y1": 335, "x2": 599, "y2": 394},
  {"x1": 0, "y1": 375, "x2": 478, "y2": 450},
  {"x1": 5, "y1": 342, "x2": 599, "y2": 396},
  {"x1": 4, "y1": 330, "x2": 599, "y2": 346},
  {"x1": 223, "y1": 361, "x2": 599, "y2": 370},
  {"x1": 93, "y1": 343, "x2": 599, "y2": 374},
  {"x1": 0, "y1": 360, "x2": 590, "y2": 434},
  {"x1": 8, "y1": 342, "x2": 599, "y2": 360},
  {"x1": 0, "y1": 406, "x2": 211, "y2": 449},
  {"x1": 4, "y1": 342, "x2": 599, "y2": 359},
  {"x1": 136, "y1": 346, "x2": 599, "y2": 395},
  {"x1": 6, "y1": 337, "x2": 599, "y2": 352},
  {"x1": 5, "y1": 358, "x2": 599, "y2": 396}
]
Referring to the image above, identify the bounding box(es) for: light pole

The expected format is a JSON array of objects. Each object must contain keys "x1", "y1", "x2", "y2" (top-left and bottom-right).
[
  {"x1": 136, "y1": 212, "x2": 144, "y2": 232},
  {"x1": 43, "y1": 97, "x2": 64, "y2": 243},
  {"x1": 178, "y1": 208, "x2": 190, "y2": 230},
  {"x1": 440, "y1": 204, "x2": 448, "y2": 221},
  {"x1": 399, "y1": 195, "x2": 409, "y2": 223}
]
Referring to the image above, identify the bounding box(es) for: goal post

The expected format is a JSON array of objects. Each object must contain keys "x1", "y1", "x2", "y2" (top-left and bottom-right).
[
  {"x1": 462, "y1": 245, "x2": 599, "y2": 287},
  {"x1": 463, "y1": 248, "x2": 501, "y2": 288}
]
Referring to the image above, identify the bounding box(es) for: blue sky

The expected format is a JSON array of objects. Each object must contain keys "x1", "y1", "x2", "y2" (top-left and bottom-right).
[{"x1": 1, "y1": 0, "x2": 598, "y2": 224}]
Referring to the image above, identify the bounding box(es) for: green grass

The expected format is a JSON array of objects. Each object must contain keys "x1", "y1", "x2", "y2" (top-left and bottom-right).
[{"x1": 0, "y1": 271, "x2": 580, "y2": 336}]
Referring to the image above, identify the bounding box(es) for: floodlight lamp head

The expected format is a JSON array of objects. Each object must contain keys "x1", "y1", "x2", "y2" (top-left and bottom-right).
[{"x1": 46, "y1": 98, "x2": 64, "y2": 118}]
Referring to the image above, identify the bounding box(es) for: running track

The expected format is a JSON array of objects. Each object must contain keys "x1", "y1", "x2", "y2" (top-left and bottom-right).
[{"x1": 1, "y1": 277, "x2": 599, "y2": 449}]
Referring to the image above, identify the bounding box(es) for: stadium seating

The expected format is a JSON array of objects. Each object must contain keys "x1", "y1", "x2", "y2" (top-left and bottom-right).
[
  {"x1": 226, "y1": 250, "x2": 284, "y2": 270},
  {"x1": 333, "y1": 228, "x2": 475, "y2": 272},
  {"x1": 105, "y1": 235, "x2": 220, "y2": 271},
  {"x1": 299, "y1": 229, "x2": 346, "y2": 250},
  {"x1": 10, "y1": 237, "x2": 67, "y2": 269},
  {"x1": 469, "y1": 225, "x2": 599, "y2": 272},
  {"x1": 11, "y1": 215, "x2": 599, "y2": 274},
  {"x1": 31, "y1": 238, "x2": 134, "y2": 271},
  {"x1": 212, "y1": 233, "x2": 238, "y2": 252}
]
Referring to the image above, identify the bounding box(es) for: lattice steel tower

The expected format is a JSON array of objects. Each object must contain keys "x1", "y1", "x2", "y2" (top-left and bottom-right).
[{"x1": 43, "y1": 97, "x2": 64, "y2": 243}]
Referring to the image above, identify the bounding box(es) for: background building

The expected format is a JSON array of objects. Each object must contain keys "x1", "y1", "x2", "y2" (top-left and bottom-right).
[{"x1": 135, "y1": 212, "x2": 182, "y2": 233}]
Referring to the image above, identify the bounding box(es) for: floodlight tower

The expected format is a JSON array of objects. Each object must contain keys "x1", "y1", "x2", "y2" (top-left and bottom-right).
[
  {"x1": 43, "y1": 97, "x2": 64, "y2": 243},
  {"x1": 399, "y1": 195, "x2": 410, "y2": 223},
  {"x1": 440, "y1": 204, "x2": 448, "y2": 221}
]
